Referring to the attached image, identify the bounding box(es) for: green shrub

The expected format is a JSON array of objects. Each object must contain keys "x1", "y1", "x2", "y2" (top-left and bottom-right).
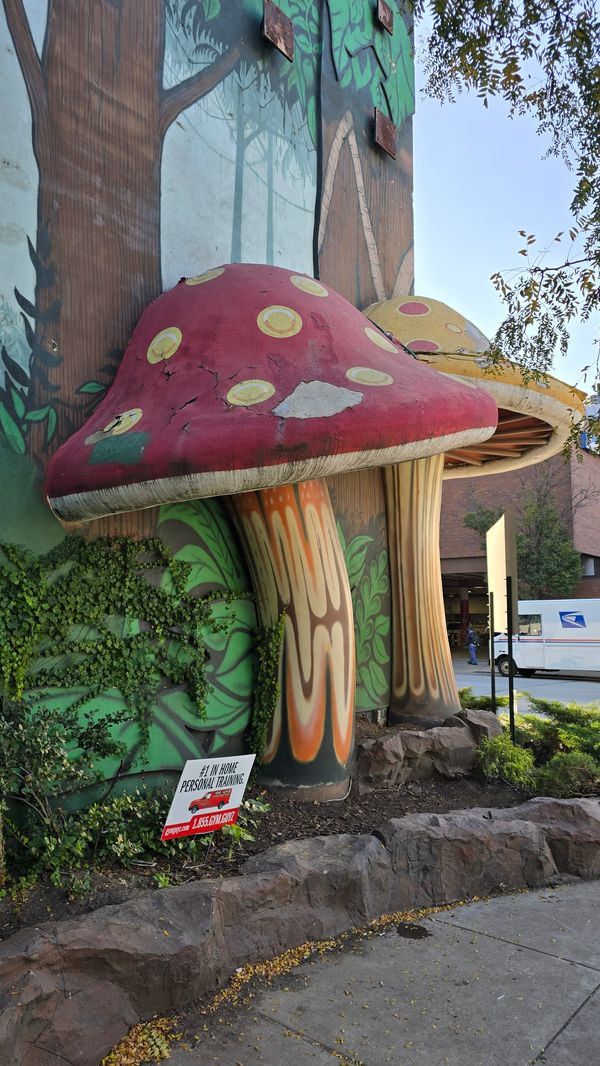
[
  {"x1": 4, "y1": 788, "x2": 270, "y2": 893},
  {"x1": 0, "y1": 695, "x2": 125, "y2": 885},
  {"x1": 493, "y1": 697, "x2": 600, "y2": 798},
  {"x1": 500, "y1": 712, "x2": 576, "y2": 763},
  {"x1": 474, "y1": 734, "x2": 535, "y2": 789},
  {"x1": 534, "y1": 752, "x2": 600, "y2": 798},
  {"x1": 525, "y1": 697, "x2": 600, "y2": 761},
  {"x1": 459, "y1": 686, "x2": 509, "y2": 712}
]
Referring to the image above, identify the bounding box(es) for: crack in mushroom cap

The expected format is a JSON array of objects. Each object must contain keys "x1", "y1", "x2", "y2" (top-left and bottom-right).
[{"x1": 45, "y1": 265, "x2": 499, "y2": 522}]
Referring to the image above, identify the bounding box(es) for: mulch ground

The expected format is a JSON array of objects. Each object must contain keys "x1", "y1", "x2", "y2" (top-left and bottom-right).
[{"x1": 0, "y1": 718, "x2": 527, "y2": 941}]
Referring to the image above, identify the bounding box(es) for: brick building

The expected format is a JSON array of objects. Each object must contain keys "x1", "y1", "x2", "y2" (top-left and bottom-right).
[{"x1": 440, "y1": 448, "x2": 600, "y2": 637}]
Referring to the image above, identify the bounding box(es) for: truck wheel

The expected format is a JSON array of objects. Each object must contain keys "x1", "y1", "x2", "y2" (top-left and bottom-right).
[
  {"x1": 496, "y1": 656, "x2": 510, "y2": 677},
  {"x1": 217, "y1": 801, "x2": 226, "y2": 809}
]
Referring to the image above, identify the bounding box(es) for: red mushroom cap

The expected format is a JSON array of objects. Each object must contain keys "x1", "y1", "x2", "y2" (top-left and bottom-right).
[{"x1": 46, "y1": 264, "x2": 498, "y2": 521}]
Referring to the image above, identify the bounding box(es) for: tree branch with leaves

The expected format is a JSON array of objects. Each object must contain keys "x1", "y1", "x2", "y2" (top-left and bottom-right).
[{"x1": 415, "y1": 0, "x2": 600, "y2": 384}]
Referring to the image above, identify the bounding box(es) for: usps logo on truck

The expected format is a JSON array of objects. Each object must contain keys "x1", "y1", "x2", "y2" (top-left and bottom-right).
[
  {"x1": 559, "y1": 611, "x2": 587, "y2": 629},
  {"x1": 161, "y1": 754, "x2": 255, "y2": 841}
]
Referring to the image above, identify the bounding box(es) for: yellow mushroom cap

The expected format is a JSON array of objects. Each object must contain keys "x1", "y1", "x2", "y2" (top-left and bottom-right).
[{"x1": 365, "y1": 296, "x2": 586, "y2": 478}]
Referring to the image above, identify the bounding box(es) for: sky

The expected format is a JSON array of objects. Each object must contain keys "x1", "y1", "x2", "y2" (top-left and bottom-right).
[{"x1": 412, "y1": 62, "x2": 599, "y2": 394}]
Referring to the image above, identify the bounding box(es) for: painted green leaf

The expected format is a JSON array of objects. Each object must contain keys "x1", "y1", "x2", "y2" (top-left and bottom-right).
[
  {"x1": 202, "y1": 0, "x2": 220, "y2": 18},
  {"x1": 158, "y1": 499, "x2": 250, "y2": 593},
  {"x1": 369, "y1": 595, "x2": 382, "y2": 618},
  {"x1": 373, "y1": 633, "x2": 388, "y2": 665},
  {"x1": 279, "y1": 0, "x2": 321, "y2": 147},
  {"x1": 372, "y1": 10, "x2": 415, "y2": 129},
  {"x1": 344, "y1": 534, "x2": 372, "y2": 588},
  {"x1": 328, "y1": 0, "x2": 372, "y2": 79},
  {"x1": 368, "y1": 659, "x2": 387, "y2": 696},
  {"x1": 0, "y1": 401, "x2": 26, "y2": 454},
  {"x1": 77, "y1": 381, "x2": 106, "y2": 394},
  {"x1": 375, "y1": 614, "x2": 390, "y2": 636},
  {"x1": 327, "y1": 0, "x2": 415, "y2": 128},
  {"x1": 348, "y1": 539, "x2": 391, "y2": 710},
  {"x1": 46, "y1": 408, "x2": 57, "y2": 442},
  {"x1": 10, "y1": 386, "x2": 26, "y2": 419},
  {"x1": 336, "y1": 522, "x2": 347, "y2": 555},
  {"x1": 25, "y1": 406, "x2": 50, "y2": 422},
  {"x1": 157, "y1": 500, "x2": 256, "y2": 757},
  {"x1": 358, "y1": 663, "x2": 379, "y2": 704},
  {"x1": 166, "y1": 543, "x2": 235, "y2": 596},
  {"x1": 355, "y1": 597, "x2": 366, "y2": 634}
]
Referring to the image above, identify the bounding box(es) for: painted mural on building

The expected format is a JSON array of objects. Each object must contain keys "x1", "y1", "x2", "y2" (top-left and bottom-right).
[{"x1": 0, "y1": 0, "x2": 415, "y2": 789}]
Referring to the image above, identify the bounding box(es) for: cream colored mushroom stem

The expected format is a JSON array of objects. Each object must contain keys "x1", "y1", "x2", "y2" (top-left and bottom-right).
[
  {"x1": 228, "y1": 479, "x2": 355, "y2": 797},
  {"x1": 384, "y1": 454, "x2": 460, "y2": 725}
]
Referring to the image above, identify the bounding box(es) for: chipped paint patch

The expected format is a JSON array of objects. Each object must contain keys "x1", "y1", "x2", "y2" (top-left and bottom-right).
[{"x1": 273, "y1": 380, "x2": 362, "y2": 419}]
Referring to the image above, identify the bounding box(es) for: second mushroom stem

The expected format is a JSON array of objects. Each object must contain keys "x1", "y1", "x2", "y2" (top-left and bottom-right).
[
  {"x1": 385, "y1": 453, "x2": 461, "y2": 726},
  {"x1": 228, "y1": 480, "x2": 355, "y2": 795}
]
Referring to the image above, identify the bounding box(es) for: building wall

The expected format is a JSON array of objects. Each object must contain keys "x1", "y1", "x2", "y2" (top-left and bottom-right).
[
  {"x1": 441, "y1": 452, "x2": 580, "y2": 563},
  {"x1": 574, "y1": 576, "x2": 600, "y2": 597},
  {"x1": 571, "y1": 449, "x2": 600, "y2": 556},
  {"x1": 0, "y1": 2, "x2": 415, "y2": 785},
  {"x1": 440, "y1": 449, "x2": 600, "y2": 597}
]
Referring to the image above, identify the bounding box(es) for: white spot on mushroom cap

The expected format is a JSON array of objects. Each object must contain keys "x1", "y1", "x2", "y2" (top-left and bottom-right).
[
  {"x1": 273, "y1": 380, "x2": 363, "y2": 420},
  {"x1": 227, "y1": 379, "x2": 275, "y2": 406},
  {"x1": 147, "y1": 327, "x2": 182, "y2": 364},
  {"x1": 257, "y1": 305, "x2": 303, "y2": 338},
  {"x1": 347, "y1": 367, "x2": 393, "y2": 386},
  {"x1": 185, "y1": 266, "x2": 225, "y2": 286},
  {"x1": 289, "y1": 275, "x2": 329, "y2": 298}
]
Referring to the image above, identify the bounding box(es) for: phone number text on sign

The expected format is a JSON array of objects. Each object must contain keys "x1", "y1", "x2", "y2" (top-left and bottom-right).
[
  {"x1": 162, "y1": 808, "x2": 237, "y2": 840},
  {"x1": 193, "y1": 809, "x2": 237, "y2": 831}
]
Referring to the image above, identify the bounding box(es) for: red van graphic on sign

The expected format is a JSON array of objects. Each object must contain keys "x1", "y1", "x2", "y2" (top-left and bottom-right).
[{"x1": 188, "y1": 788, "x2": 232, "y2": 814}]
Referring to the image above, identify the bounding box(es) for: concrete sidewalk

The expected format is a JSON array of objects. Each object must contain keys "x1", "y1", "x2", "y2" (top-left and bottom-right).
[{"x1": 169, "y1": 880, "x2": 600, "y2": 1066}]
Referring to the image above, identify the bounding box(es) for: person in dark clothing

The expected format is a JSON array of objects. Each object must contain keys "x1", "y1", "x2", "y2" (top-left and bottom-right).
[{"x1": 465, "y1": 624, "x2": 479, "y2": 665}]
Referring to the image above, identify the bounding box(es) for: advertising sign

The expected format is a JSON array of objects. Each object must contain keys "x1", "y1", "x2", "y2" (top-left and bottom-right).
[
  {"x1": 486, "y1": 508, "x2": 518, "y2": 634},
  {"x1": 161, "y1": 754, "x2": 255, "y2": 841}
]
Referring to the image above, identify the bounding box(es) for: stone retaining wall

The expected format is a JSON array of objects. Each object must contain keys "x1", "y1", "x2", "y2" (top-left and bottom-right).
[{"x1": 2, "y1": 797, "x2": 599, "y2": 1065}]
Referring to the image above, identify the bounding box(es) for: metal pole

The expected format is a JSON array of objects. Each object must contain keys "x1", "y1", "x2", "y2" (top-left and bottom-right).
[
  {"x1": 489, "y1": 590, "x2": 496, "y2": 715},
  {"x1": 506, "y1": 575, "x2": 516, "y2": 742}
]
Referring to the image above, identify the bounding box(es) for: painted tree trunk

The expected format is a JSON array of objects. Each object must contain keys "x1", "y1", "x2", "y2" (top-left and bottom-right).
[
  {"x1": 6, "y1": 0, "x2": 240, "y2": 462},
  {"x1": 25, "y1": 0, "x2": 165, "y2": 453},
  {"x1": 229, "y1": 481, "x2": 355, "y2": 795},
  {"x1": 384, "y1": 454, "x2": 460, "y2": 725}
]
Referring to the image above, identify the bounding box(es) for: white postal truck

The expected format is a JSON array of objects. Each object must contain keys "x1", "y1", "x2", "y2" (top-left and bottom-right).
[{"x1": 494, "y1": 599, "x2": 600, "y2": 678}]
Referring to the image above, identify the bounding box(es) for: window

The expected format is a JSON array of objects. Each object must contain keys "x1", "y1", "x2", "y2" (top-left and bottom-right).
[{"x1": 518, "y1": 614, "x2": 542, "y2": 636}]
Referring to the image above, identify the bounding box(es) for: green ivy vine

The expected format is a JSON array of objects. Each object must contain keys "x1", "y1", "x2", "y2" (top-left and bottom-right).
[
  {"x1": 0, "y1": 536, "x2": 240, "y2": 764},
  {"x1": 246, "y1": 610, "x2": 286, "y2": 762},
  {"x1": 0, "y1": 528, "x2": 288, "y2": 791}
]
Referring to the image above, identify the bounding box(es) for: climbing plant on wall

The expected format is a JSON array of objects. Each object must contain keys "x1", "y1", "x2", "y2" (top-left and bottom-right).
[{"x1": 0, "y1": 532, "x2": 251, "y2": 790}]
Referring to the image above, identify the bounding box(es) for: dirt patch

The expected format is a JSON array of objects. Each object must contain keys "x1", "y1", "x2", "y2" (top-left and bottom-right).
[{"x1": 0, "y1": 718, "x2": 525, "y2": 941}]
